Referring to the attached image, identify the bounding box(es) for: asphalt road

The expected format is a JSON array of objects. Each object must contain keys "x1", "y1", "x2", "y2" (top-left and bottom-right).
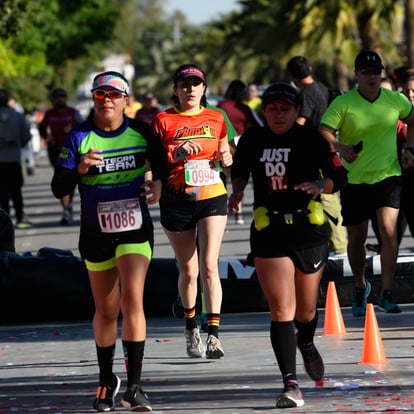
[{"x1": 1, "y1": 308, "x2": 414, "y2": 413}]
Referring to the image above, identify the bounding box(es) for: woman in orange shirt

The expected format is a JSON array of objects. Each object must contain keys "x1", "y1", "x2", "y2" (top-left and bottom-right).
[{"x1": 153, "y1": 64, "x2": 232, "y2": 360}]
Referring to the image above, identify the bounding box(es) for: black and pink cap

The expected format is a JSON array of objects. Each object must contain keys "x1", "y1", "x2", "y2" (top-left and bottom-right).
[{"x1": 174, "y1": 67, "x2": 206, "y2": 83}]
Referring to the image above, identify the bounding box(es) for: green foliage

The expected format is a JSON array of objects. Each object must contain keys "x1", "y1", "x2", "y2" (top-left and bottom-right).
[
  {"x1": 40, "y1": 0, "x2": 119, "y2": 65},
  {"x1": 168, "y1": 0, "x2": 406, "y2": 92},
  {"x1": 0, "y1": 0, "x2": 119, "y2": 108},
  {"x1": 0, "y1": 0, "x2": 39, "y2": 39},
  {"x1": 0, "y1": 0, "x2": 410, "y2": 110}
]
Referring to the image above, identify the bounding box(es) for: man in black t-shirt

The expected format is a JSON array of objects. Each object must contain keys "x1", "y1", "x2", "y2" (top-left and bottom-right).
[{"x1": 287, "y1": 56, "x2": 330, "y2": 128}]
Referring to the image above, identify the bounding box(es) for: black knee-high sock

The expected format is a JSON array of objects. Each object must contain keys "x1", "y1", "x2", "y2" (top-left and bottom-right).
[
  {"x1": 122, "y1": 340, "x2": 145, "y2": 388},
  {"x1": 270, "y1": 321, "x2": 297, "y2": 383},
  {"x1": 294, "y1": 310, "x2": 318, "y2": 347},
  {"x1": 96, "y1": 343, "x2": 116, "y2": 384}
]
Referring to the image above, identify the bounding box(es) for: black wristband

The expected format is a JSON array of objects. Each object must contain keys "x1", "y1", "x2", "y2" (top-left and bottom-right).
[{"x1": 404, "y1": 146, "x2": 414, "y2": 155}]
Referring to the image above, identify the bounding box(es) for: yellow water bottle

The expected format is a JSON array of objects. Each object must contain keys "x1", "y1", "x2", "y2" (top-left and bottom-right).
[
  {"x1": 254, "y1": 206, "x2": 270, "y2": 231},
  {"x1": 307, "y1": 200, "x2": 324, "y2": 226}
]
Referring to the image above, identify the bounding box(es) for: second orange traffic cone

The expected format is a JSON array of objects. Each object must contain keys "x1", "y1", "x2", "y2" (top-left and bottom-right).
[
  {"x1": 359, "y1": 303, "x2": 389, "y2": 365},
  {"x1": 323, "y1": 281, "x2": 347, "y2": 335}
]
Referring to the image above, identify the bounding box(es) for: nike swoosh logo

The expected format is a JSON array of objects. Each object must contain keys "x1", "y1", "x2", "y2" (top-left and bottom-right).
[{"x1": 313, "y1": 260, "x2": 322, "y2": 268}]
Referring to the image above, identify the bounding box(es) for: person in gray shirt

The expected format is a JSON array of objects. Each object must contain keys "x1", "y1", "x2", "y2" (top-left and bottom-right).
[{"x1": 0, "y1": 89, "x2": 32, "y2": 229}]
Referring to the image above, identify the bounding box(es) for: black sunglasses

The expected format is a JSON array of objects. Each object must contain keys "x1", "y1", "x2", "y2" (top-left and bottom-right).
[{"x1": 360, "y1": 68, "x2": 382, "y2": 75}]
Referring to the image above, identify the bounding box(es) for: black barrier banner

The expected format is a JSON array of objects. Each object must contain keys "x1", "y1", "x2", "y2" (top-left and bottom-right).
[{"x1": 1, "y1": 251, "x2": 414, "y2": 323}]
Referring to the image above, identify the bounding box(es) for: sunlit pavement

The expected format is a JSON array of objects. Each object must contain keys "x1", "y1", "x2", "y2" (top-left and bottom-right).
[{"x1": 1, "y1": 307, "x2": 414, "y2": 413}]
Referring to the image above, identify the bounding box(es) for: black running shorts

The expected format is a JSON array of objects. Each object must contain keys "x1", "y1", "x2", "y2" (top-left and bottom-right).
[
  {"x1": 160, "y1": 194, "x2": 227, "y2": 231},
  {"x1": 340, "y1": 176, "x2": 402, "y2": 226},
  {"x1": 251, "y1": 238, "x2": 329, "y2": 274}
]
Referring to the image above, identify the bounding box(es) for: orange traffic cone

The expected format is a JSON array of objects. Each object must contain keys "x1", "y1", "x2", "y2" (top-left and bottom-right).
[
  {"x1": 359, "y1": 303, "x2": 389, "y2": 365},
  {"x1": 323, "y1": 281, "x2": 347, "y2": 336}
]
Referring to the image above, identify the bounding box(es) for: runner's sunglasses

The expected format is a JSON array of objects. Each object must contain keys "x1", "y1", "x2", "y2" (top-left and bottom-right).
[{"x1": 92, "y1": 89, "x2": 126, "y2": 100}]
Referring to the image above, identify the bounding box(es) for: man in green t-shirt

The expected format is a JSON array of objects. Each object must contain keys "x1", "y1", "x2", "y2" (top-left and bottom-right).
[{"x1": 320, "y1": 50, "x2": 414, "y2": 316}]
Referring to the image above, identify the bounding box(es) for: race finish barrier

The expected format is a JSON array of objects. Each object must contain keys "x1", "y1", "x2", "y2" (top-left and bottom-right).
[{"x1": 1, "y1": 248, "x2": 413, "y2": 324}]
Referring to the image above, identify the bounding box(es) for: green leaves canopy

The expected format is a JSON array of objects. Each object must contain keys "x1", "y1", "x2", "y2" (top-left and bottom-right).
[{"x1": 0, "y1": 0, "x2": 119, "y2": 107}]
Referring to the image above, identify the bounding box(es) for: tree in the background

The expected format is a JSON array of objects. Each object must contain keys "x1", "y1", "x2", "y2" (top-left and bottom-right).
[
  {"x1": 405, "y1": 0, "x2": 414, "y2": 67},
  {"x1": 212, "y1": 0, "x2": 404, "y2": 88},
  {"x1": 0, "y1": 0, "x2": 120, "y2": 109},
  {"x1": 0, "y1": 1, "x2": 47, "y2": 86},
  {"x1": 0, "y1": 0, "x2": 36, "y2": 38},
  {"x1": 167, "y1": 0, "x2": 403, "y2": 92},
  {"x1": 1, "y1": 0, "x2": 411, "y2": 108},
  {"x1": 118, "y1": 0, "x2": 175, "y2": 99}
]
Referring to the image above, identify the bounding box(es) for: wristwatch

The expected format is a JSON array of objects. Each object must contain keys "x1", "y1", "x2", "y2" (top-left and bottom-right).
[
  {"x1": 404, "y1": 146, "x2": 414, "y2": 155},
  {"x1": 316, "y1": 180, "x2": 325, "y2": 193}
]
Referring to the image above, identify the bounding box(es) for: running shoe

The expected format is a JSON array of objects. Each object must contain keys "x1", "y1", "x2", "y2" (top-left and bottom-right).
[
  {"x1": 276, "y1": 381, "x2": 304, "y2": 408},
  {"x1": 235, "y1": 213, "x2": 245, "y2": 225},
  {"x1": 185, "y1": 328, "x2": 204, "y2": 358},
  {"x1": 15, "y1": 217, "x2": 33, "y2": 230},
  {"x1": 205, "y1": 334, "x2": 224, "y2": 359},
  {"x1": 377, "y1": 290, "x2": 402, "y2": 313},
  {"x1": 93, "y1": 374, "x2": 121, "y2": 412},
  {"x1": 60, "y1": 209, "x2": 73, "y2": 225},
  {"x1": 172, "y1": 295, "x2": 184, "y2": 319},
  {"x1": 297, "y1": 339, "x2": 324, "y2": 381},
  {"x1": 352, "y1": 280, "x2": 371, "y2": 317},
  {"x1": 121, "y1": 385, "x2": 152, "y2": 412}
]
